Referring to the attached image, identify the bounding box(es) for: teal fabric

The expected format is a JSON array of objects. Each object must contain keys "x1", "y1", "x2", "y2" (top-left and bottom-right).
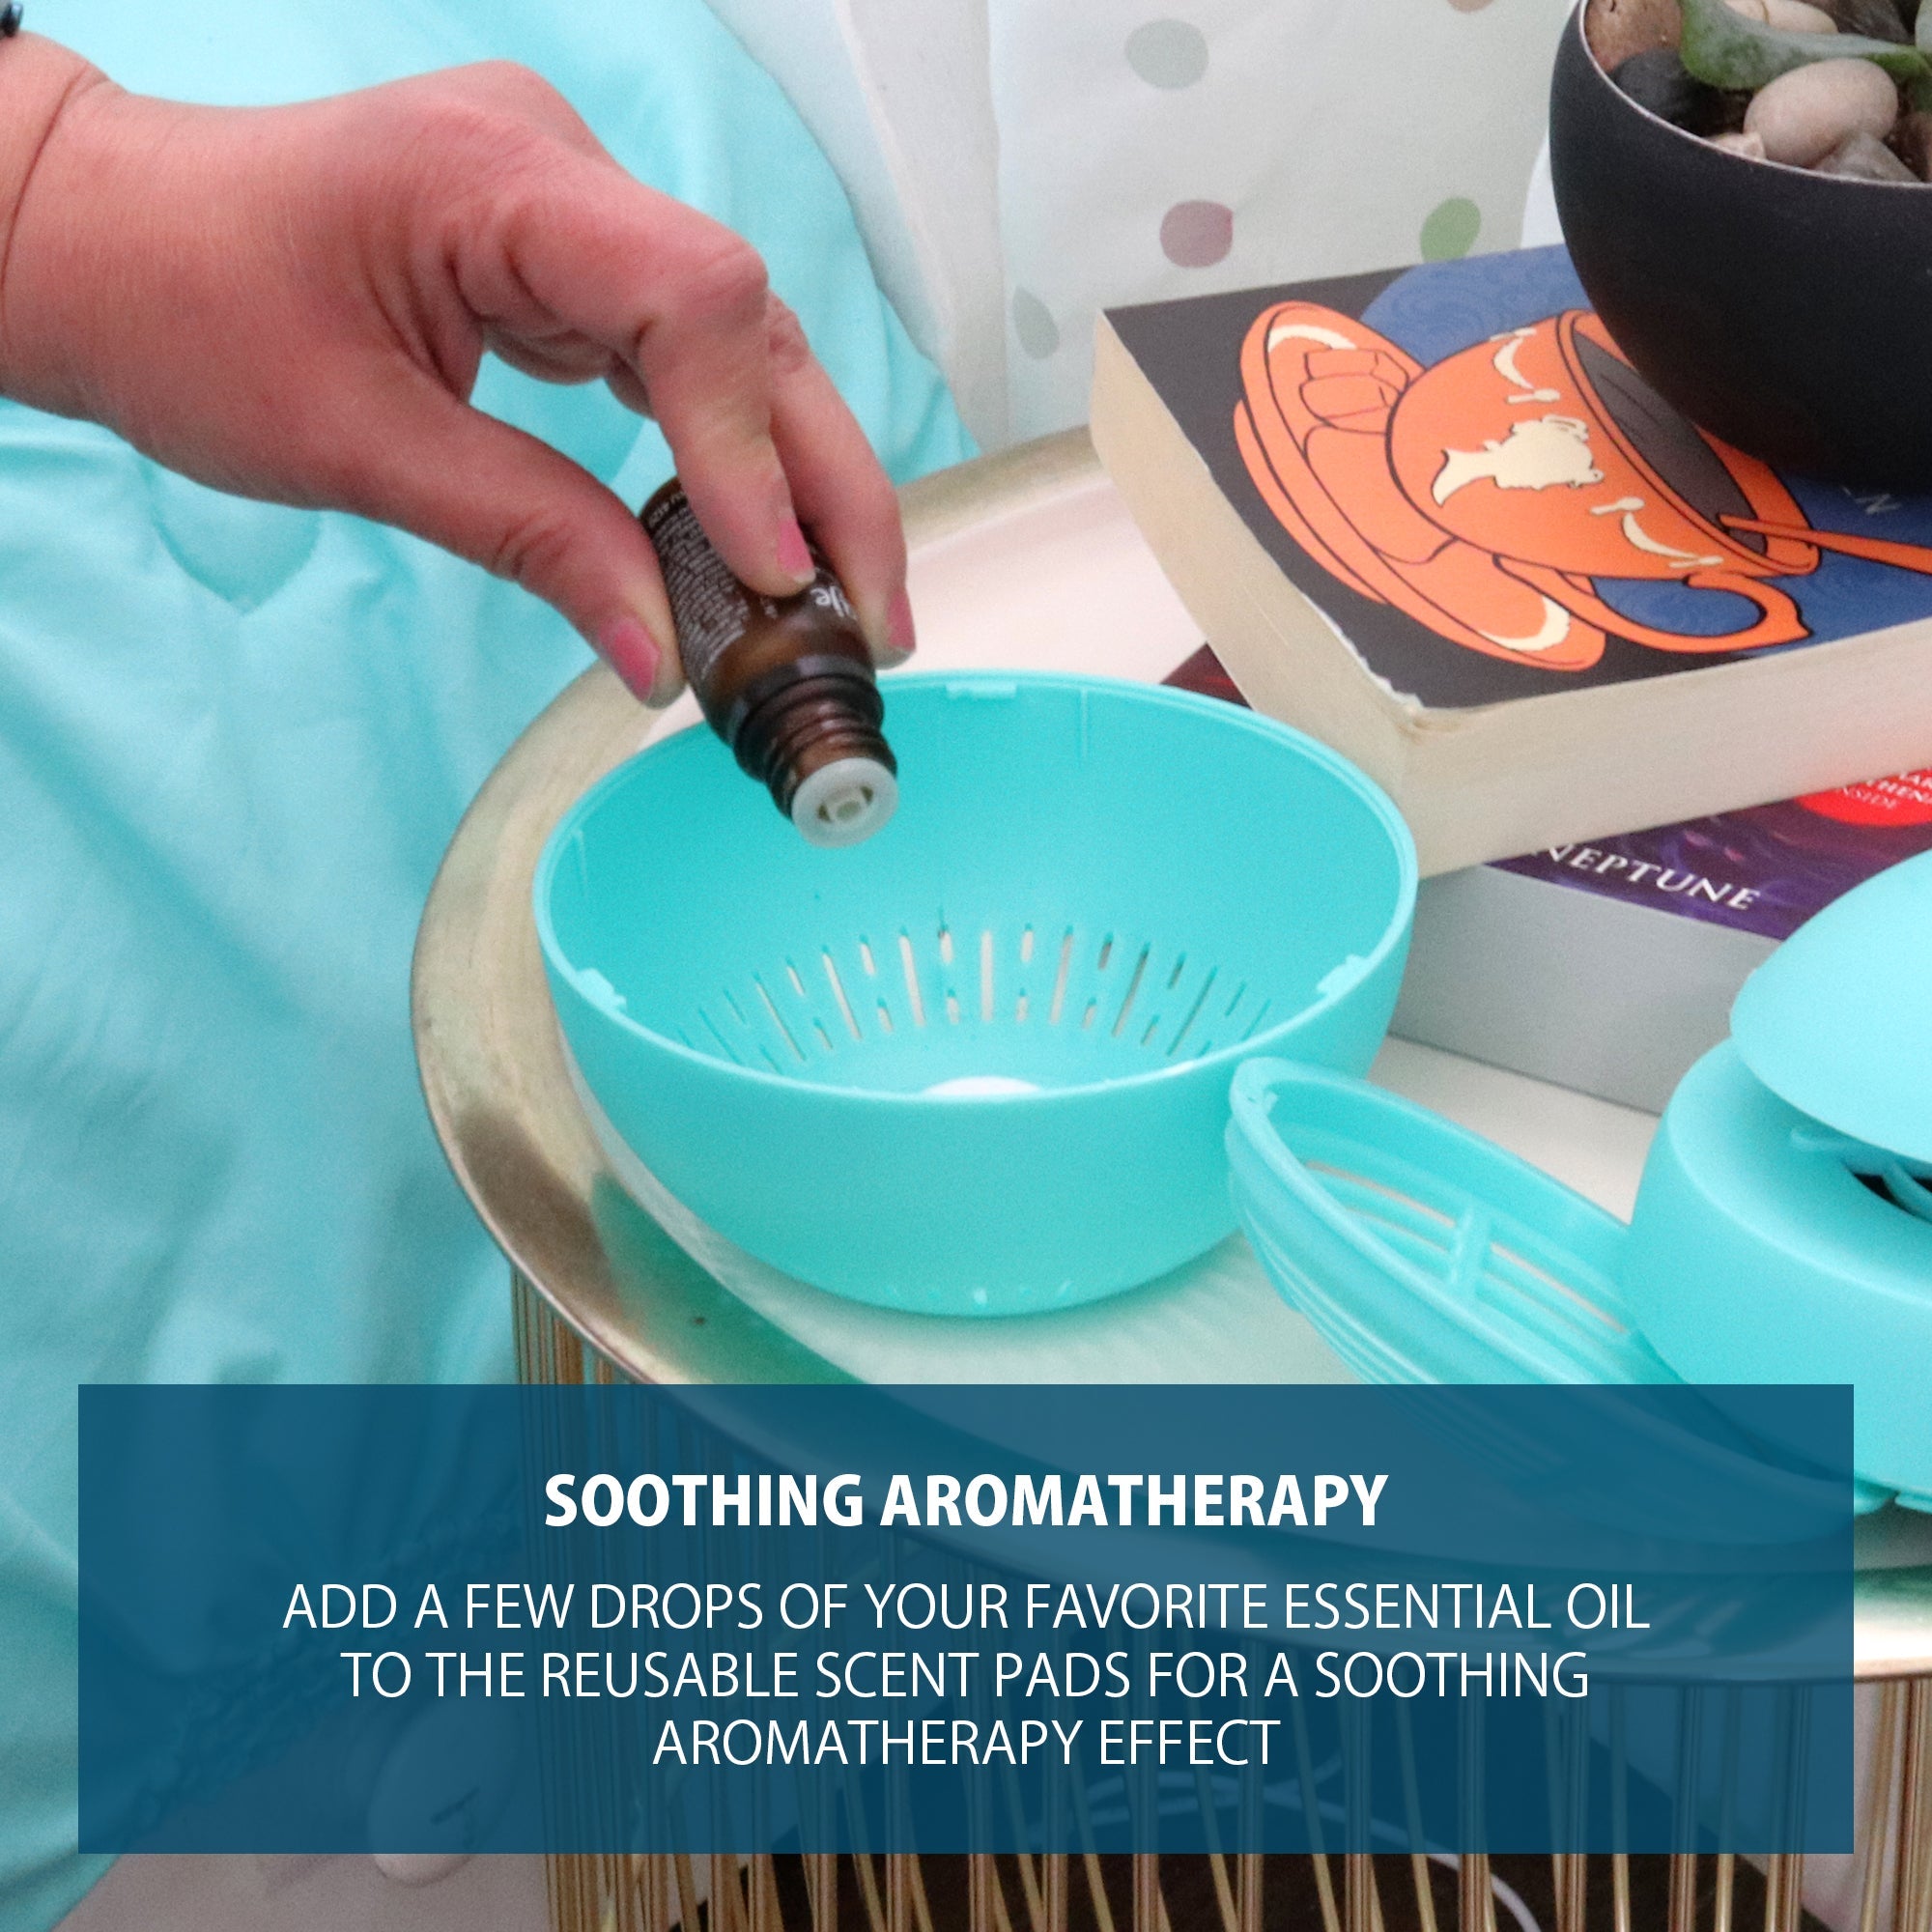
[{"x1": 0, "y1": 4, "x2": 972, "y2": 1925}]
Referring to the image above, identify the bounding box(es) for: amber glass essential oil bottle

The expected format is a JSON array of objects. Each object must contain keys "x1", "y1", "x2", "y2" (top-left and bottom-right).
[{"x1": 640, "y1": 481, "x2": 898, "y2": 847}]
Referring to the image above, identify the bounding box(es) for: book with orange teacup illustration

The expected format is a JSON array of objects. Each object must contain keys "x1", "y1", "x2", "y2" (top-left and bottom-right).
[{"x1": 1093, "y1": 245, "x2": 1932, "y2": 874}]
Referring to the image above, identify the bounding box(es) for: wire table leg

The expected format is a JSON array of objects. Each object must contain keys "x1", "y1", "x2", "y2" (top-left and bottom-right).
[
  {"x1": 1293, "y1": 1675, "x2": 1342, "y2": 1932},
  {"x1": 1133, "y1": 1856, "x2": 1162, "y2": 1932},
  {"x1": 967, "y1": 1856, "x2": 998, "y2": 1932},
  {"x1": 1898, "y1": 1682, "x2": 1932, "y2": 1932}
]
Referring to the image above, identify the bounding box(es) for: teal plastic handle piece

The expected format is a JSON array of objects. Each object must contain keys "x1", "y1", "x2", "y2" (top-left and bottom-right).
[
  {"x1": 1229, "y1": 1059, "x2": 1847, "y2": 1538},
  {"x1": 1229, "y1": 1044, "x2": 1932, "y2": 1515},
  {"x1": 1226, "y1": 1059, "x2": 1670, "y2": 1386},
  {"x1": 536, "y1": 671, "x2": 1416, "y2": 1315},
  {"x1": 1226, "y1": 1059, "x2": 1851, "y2": 1544}
]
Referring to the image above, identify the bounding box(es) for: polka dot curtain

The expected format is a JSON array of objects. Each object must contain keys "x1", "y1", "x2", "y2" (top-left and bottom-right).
[{"x1": 988, "y1": 0, "x2": 1572, "y2": 437}]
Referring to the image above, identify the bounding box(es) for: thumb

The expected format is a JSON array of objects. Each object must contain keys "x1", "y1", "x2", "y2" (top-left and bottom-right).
[{"x1": 342, "y1": 381, "x2": 683, "y2": 705}]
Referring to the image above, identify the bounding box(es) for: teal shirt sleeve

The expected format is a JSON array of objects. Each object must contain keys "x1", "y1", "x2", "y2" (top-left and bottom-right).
[{"x1": 0, "y1": 4, "x2": 972, "y2": 1927}]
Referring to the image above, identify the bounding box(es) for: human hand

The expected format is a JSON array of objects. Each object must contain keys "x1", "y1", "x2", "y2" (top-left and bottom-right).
[{"x1": 0, "y1": 39, "x2": 914, "y2": 701}]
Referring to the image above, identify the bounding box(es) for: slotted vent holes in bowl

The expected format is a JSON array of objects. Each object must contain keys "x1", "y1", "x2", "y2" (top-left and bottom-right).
[
  {"x1": 547, "y1": 675, "x2": 1408, "y2": 1102},
  {"x1": 657, "y1": 918, "x2": 1312, "y2": 1088}
]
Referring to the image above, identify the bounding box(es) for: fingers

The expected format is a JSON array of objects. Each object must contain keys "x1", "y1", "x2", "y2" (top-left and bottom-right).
[
  {"x1": 636, "y1": 239, "x2": 816, "y2": 604},
  {"x1": 761, "y1": 297, "x2": 914, "y2": 666},
  {"x1": 337, "y1": 372, "x2": 685, "y2": 705},
  {"x1": 605, "y1": 330, "x2": 911, "y2": 664},
  {"x1": 480, "y1": 154, "x2": 912, "y2": 657},
  {"x1": 482, "y1": 166, "x2": 801, "y2": 595}
]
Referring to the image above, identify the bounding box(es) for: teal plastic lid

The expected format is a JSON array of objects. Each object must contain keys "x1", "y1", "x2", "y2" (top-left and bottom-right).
[{"x1": 1730, "y1": 849, "x2": 1932, "y2": 1166}]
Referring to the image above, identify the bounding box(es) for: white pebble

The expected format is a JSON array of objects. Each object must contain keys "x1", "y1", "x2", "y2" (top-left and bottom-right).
[
  {"x1": 1725, "y1": 0, "x2": 1770, "y2": 18},
  {"x1": 1764, "y1": 0, "x2": 1838, "y2": 29},
  {"x1": 1814, "y1": 128, "x2": 1919, "y2": 177},
  {"x1": 1710, "y1": 128, "x2": 1771, "y2": 156},
  {"x1": 1745, "y1": 57, "x2": 1901, "y2": 165}
]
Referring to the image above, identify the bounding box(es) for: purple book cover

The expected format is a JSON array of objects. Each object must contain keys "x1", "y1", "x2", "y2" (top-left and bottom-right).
[{"x1": 1166, "y1": 644, "x2": 1932, "y2": 944}]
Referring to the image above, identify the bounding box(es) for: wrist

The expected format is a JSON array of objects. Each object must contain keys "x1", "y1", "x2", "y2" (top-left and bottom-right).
[{"x1": 0, "y1": 33, "x2": 107, "y2": 401}]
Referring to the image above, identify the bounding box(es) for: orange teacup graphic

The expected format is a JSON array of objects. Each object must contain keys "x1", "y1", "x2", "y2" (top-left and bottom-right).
[{"x1": 1236, "y1": 301, "x2": 1932, "y2": 671}]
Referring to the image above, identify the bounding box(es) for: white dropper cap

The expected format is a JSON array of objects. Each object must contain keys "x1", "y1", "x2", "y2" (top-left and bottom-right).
[{"x1": 791, "y1": 756, "x2": 899, "y2": 847}]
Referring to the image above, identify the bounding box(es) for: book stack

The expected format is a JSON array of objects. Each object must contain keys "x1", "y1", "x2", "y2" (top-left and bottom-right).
[
  {"x1": 1102, "y1": 244, "x2": 1932, "y2": 1108},
  {"x1": 1097, "y1": 245, "x2": 1932, "y2": 872},
  {"x1": 1168, "y1": 644, "x2": 1932, "y2": 1110}
]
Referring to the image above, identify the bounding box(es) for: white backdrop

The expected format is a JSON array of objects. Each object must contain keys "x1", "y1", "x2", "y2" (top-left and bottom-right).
[{"x1": 707, "y1": 0, "x2": 1573, "y2": 447}]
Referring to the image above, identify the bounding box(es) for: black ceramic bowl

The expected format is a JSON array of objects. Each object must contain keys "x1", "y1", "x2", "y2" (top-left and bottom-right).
[{"x1": 1550, "y1": 3, "x2": 1932, "y2": 487}]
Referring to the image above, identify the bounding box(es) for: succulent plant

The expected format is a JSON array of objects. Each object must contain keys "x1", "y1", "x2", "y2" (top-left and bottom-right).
[{"x1": 1679, "y1": 0, "x2": 1930, "y2": 90}]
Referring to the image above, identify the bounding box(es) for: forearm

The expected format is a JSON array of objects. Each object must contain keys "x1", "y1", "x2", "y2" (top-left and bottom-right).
[
  {"x1": 0, "y1": 43, "x2": 911, "y2": 673},
  {"x1": 0, "y1": 32, "x2": 106, "y2": 402}
]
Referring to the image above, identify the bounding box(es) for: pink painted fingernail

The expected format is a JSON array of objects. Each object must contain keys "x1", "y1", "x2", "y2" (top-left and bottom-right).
[
  {"x1": 887, "y1": 586, "x2": 917, "y2": 659},
  {"x1": 599, "y1": 615, "x2": 664, "y2": 703},
  {"x1": 777, "y1": 517, "x2": 813, "y2": 585}
]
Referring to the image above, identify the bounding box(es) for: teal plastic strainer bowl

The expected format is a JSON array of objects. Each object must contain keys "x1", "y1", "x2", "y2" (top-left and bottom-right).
[{"x1": 536, "y1": 671, "x2": 1416, "y2": 1315}]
